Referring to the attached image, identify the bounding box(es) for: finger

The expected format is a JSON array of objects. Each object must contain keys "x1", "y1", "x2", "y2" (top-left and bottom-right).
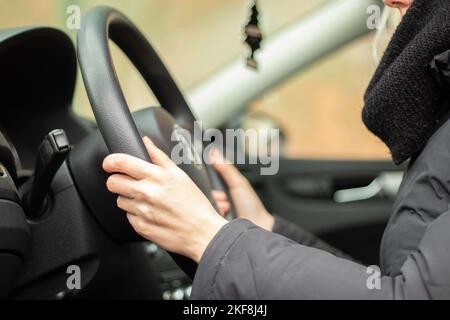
[
  {"x1": 143, "y1": 137, "x2": 176, "y2": 169},
  {"x1": 126, "y1": 213, "x2": 161, "y2": 242},
  {"x1": 107, "y1": 174, "x2": 145, "y2": 199},
  {"x1": 210, "y1": 149, "x2": 244, "y2": 188},
  {"x1": 126, "y1": 214, "x2": 148, "y2": 235},
  {"x1": 212, "y1": 190, "x2": 228, "y2": 202},
  {"x1": 217, "y1": 200, "x2": 231, "y2": 216},
  {"x1": 103, "y1": 153, "x2": 164, "y2": 181},
  {"x1": 209, "y1": 148, "x2": 229, "y2": 165},
  {"x1": 117, "y1": 195, "x2": 161, "y2": 222},
  {"x1": 126, "y1": 213, "x2": 140, "y2": 225},
  {"x1": 117, "y1": 195, "x2": 138, "y2": 214}
]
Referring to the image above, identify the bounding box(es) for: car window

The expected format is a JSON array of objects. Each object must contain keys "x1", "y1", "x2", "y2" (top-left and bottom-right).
[
  {"x1": 246, "y1": 34, "x2": 390, "y2": 161},
  {"x1": 0, "y1": 0, "x2": 330, "y2": 120}
]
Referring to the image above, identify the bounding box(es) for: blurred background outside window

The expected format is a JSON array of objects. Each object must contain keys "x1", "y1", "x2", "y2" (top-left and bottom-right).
[{"x1": 0, "y1": 0, "x2": 389, "y2": 161}]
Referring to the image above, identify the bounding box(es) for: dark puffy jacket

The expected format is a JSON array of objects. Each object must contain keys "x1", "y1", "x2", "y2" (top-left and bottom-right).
[{"x1": 191, "y1": 115, "x2": 450, "y2": 300}]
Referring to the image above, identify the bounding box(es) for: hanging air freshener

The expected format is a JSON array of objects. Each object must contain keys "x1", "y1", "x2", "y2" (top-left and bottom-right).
[{"x1": 244, "y1": 0, "x2": 263, "y2": 70}]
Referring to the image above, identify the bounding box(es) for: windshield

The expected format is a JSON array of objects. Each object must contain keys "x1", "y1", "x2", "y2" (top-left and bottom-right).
[{"x1": 0, "y1": 0, "x2": 329, "y2": 120}]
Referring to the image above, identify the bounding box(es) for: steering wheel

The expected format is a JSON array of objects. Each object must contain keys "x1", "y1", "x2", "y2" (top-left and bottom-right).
[{"x1": 76, "y1": 6, "x2": 234, "y2": 278}]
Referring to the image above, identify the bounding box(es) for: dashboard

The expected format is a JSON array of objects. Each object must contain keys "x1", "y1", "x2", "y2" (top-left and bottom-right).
[
  {"x1": 0, "y1": 27, "x2": 192, "y2": 300},
  {"x1": 147, "y1": 244, "x2": 193, "y2": 300}
]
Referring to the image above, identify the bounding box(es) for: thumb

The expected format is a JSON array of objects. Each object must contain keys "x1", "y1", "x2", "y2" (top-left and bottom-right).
[
  {"x1": 210, "y1": 149, "x2": 244, "y2": 189},
  {"x1": 143, "y1": 137, "x2": 176, "y2": 169}
]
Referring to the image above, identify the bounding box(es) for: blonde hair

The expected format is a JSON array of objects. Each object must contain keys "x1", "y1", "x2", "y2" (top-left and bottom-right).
[{"x1": 372, "y1": 6, "x2": 402, "y2": 66}]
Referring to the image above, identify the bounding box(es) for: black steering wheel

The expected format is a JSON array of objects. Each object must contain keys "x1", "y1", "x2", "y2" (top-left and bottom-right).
[{"x1": 76, "y1": 6, "x2": 234, "y2": 278}]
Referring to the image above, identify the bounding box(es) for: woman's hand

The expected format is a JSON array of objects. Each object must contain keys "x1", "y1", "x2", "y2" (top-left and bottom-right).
[
  {"x1": 103, "y1": 137, "x2": 227, "y2": 263},
  {"x1": 210, "y1": 149, "x2": 275, "y2": 231}
]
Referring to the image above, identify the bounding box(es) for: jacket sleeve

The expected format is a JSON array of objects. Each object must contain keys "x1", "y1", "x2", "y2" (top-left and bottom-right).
[
  {"x1": 272, "y1": 215, "x2": 354, "y2": 261},
  {"x1": 191, "y1": 211, "x2": 450, "y2": 300}
]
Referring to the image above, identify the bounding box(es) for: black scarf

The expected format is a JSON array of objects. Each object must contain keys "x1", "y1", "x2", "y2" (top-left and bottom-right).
[{"x1": 363, "y1": 0, "x2": 450, "y2": 165}]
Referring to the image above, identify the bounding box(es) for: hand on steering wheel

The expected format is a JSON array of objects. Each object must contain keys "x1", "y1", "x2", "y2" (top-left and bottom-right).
[
  {"x1": 210, "y1": 149, "x2": 275, "y2": 231},
  {"x1": 104, "y1": 137, "x2": 227, "y2": 263}
]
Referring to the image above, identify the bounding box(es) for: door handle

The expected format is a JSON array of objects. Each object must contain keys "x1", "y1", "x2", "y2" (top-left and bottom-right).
[{"x1": 333, "y1": 172, "x2": 403, "y2": 203}]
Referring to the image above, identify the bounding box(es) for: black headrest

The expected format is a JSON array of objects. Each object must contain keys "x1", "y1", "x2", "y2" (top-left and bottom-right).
[{"x1": 0, "y1": 27, "x2": 77, "y2": 112}]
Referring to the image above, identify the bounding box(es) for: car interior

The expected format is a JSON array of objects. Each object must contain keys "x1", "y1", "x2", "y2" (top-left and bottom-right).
[{"x1": 0, "y1": 0, "x2": 403, "y2": 300}]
